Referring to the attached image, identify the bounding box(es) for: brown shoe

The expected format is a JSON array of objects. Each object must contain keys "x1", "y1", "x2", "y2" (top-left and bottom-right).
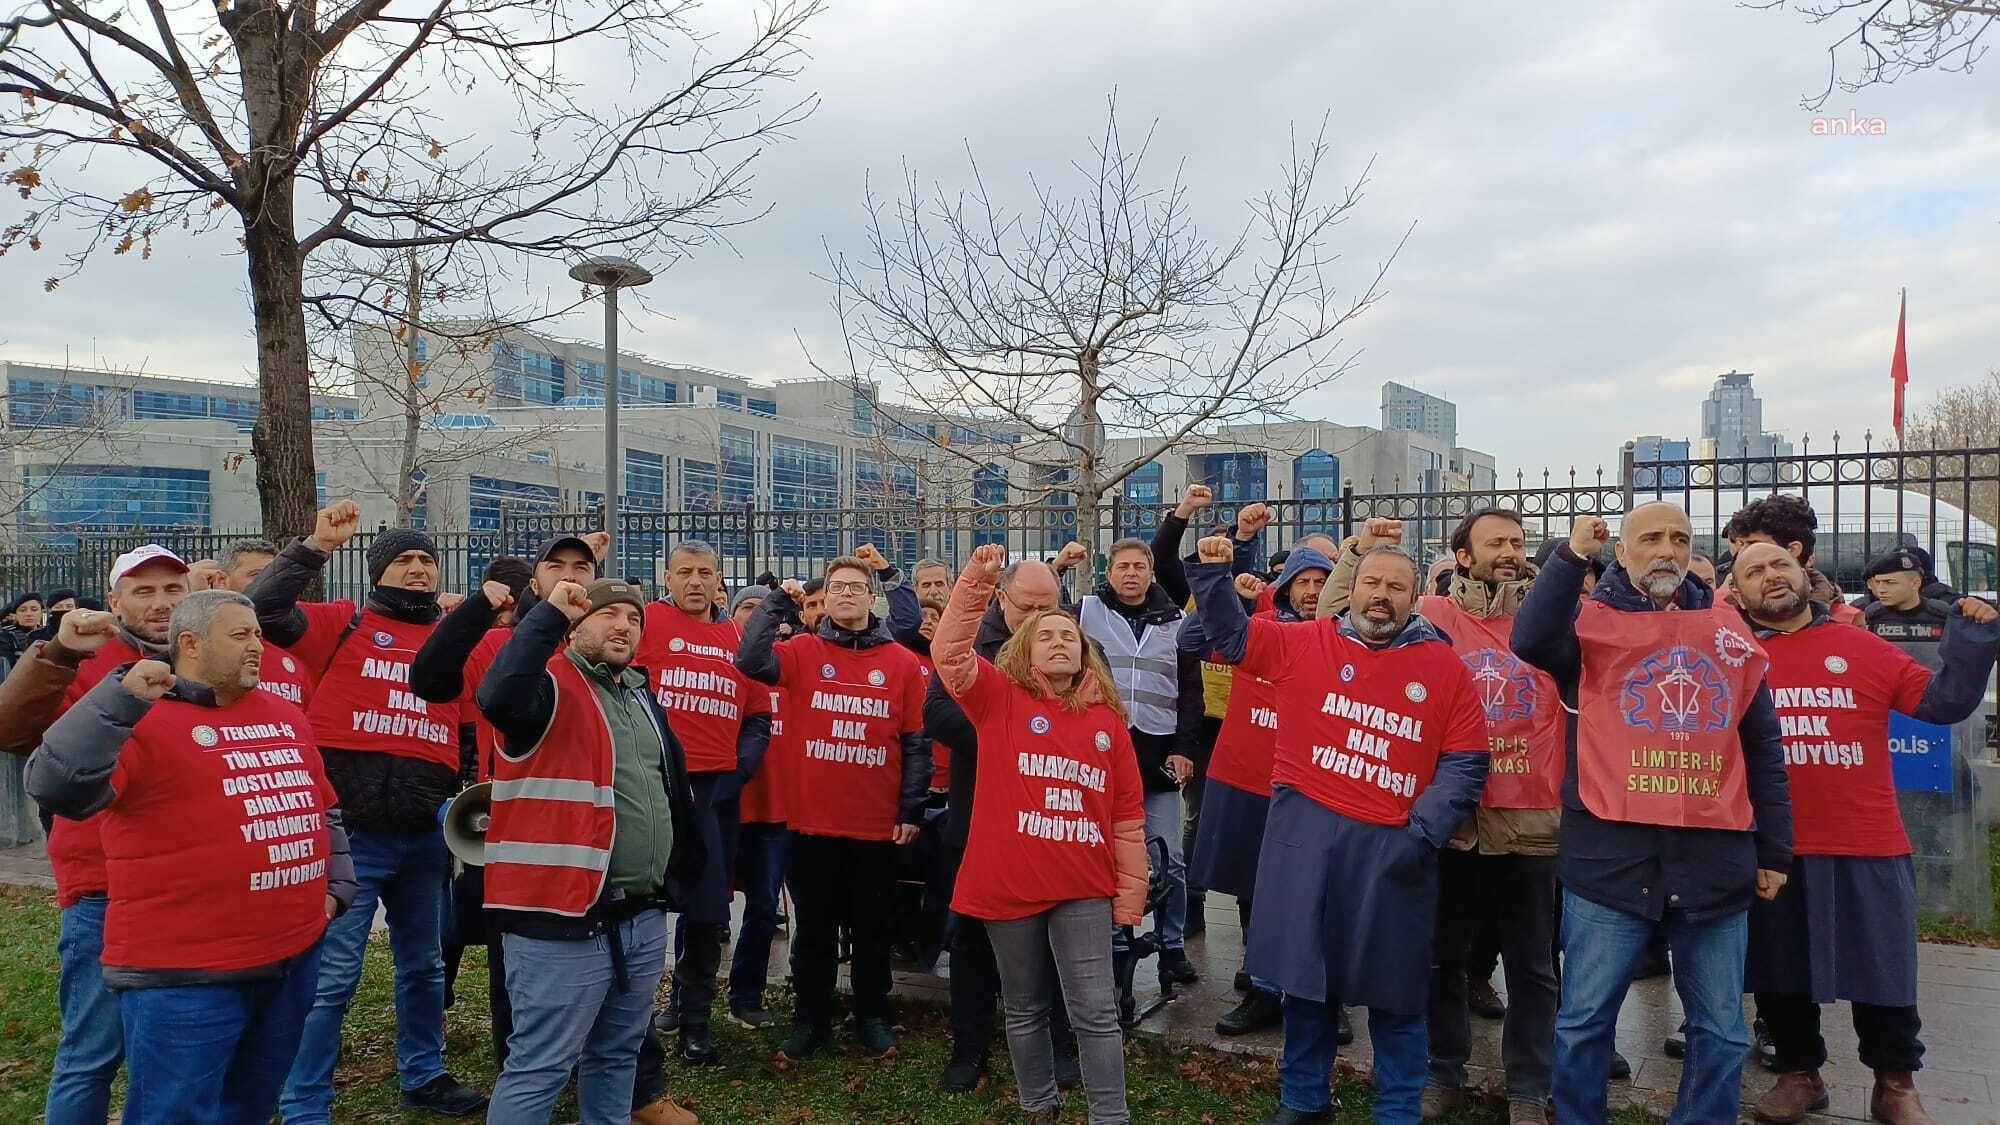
[
  {"x1": 1753, "y1": 1069, "x2": 1830, "y2": 1123},
  {"x1": 1871, "y1": 1071, "x2": 1937, "y2": 1125},
  {"x1": 1420, "y1": 1081, "x2": 1465, "y2": 1120},
  {"x1": 632, "y1": 1096, "x2": 700, "y2": 1125},
  {"x1": 1508, "y1": 1099, "x2": 1551, "y2": 1125}
]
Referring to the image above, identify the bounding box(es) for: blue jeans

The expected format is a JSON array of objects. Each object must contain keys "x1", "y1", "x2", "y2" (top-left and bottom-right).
[
  {"x1": 726, "y1": 822, "x2": 790, "y2": 1010},
  {"x1": 119, "y1": 944, "x2": 321, "y2": 1125},
  {"x1": 1279, "y1": 996, "x2": 1426, "y2": 1123},
  {"x1": 280, "y1": 826, "x2": 451, "y2": 1124},
  {"x1": 1111, "y1": 790, "x2": 1186, "y2": 955},
  {"x1": 1554, "y1": 891, "x2": 1749, "y2": 1125},
  {"x1": 46, "y1": 894, "x2": 123, "y2": 1125},
  {"x1": 489, "y1": 909, "x2": 669, "y2": 1125}
]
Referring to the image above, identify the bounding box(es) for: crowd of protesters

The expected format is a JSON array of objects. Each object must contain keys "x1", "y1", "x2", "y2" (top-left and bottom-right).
[{"x1": 0, "y1": 484, "x2": 1992, "y2": 1125}]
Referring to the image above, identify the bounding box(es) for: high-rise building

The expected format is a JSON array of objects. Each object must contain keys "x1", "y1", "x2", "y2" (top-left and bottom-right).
[
  {"x1": 1380, "y1": 381, "x2": 1457, "y2": 448},
  {"x1": 1700, "y1": 370, "x2": 1793, "y2": 459}
]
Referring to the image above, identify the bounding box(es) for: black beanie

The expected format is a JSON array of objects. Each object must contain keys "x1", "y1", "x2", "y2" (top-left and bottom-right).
[{"x1": 367, "y1": 528, "x2": 440, "y2": 586}]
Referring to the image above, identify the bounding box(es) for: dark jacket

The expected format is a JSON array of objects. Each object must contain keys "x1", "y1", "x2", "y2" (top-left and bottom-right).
[
  {"x1": 924, "y1": 599, "x2": 1014, "y2": 849},
  {"x1": 1511, "y1": 545, "x2": 1793, "y2": 923},
  {"x1": 1083, "y1": 581, "x2": 1204, "y2": 793},
  {"x1": 1185, "y1": 558, "x2": 1488, "y2": 848},
  {"x1": 245, "y1": 537, "x2": 456, "y2": 834},
  {"x1": 1861, "y1": 596, "x2": 1958, "y2": 666},
  {"x1": 26, "y1": 668, "x2": 360, "y2": 984},
  {"x1": 736, "y1": 588, "x2": 933, "y2": 828},
  {"x1": 1152, "y1": 512, "x2": 1265, "y2": 608},
  {"x1": 476, "y1": 601, "x2": 705, "y2": 934}
]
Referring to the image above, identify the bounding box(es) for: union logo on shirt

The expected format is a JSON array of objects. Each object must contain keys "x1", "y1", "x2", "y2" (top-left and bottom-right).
[
  {"x1": 1464, "y1": 649, "x2": 1535, "y2": 723},
  {"x1": 1713, "y1": 627, "x2": 1756, "y2": 669},
  {"x1": 1029, "y1": 715, "x2": 1052, "y2": 735},
  {"x1": 868, "y1": 669, "x2": 886, "y2": 687},
  {"x1": 820, "y1": 663, "x2": 837, "y2": 679},
  {"x1": 281, "y1": 656, "x2": 297, "y2": 673},
  {"x1": 191, "y1": 724, "x2": 220, "y2": 748},
  {"x1": 669, "y1": 636, "x2": 687, "y2": 653},
  {"x1": 1620, "y1": 646, "x2": 1732, "y2": 735},
  {"x1": 372, "y1": 631, "x2": 395, "y2": 648}
]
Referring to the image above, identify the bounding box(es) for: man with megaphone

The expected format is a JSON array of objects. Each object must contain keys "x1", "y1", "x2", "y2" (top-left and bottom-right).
[{"x1": 476, "y1": 577, "x2": 704, "y2": 1125}]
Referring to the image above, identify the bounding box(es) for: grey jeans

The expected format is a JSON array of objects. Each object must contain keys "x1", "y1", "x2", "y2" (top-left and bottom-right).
[{"x1": 985, "y1": 898, "x2": 1128, "y2": 1124}]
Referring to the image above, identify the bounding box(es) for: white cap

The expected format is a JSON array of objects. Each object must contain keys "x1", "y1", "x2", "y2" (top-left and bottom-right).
[{"x1": 107, "y1": 545, "x2": 191, "y2": 587}]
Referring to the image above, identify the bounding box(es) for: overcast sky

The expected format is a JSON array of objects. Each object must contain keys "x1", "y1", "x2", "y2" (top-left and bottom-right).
[{"x1": 3, "y1": 0, "x2": 1994, "y2": 479}]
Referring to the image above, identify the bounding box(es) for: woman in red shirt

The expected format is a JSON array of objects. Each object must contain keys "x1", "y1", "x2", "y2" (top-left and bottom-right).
[{"x1": 933, "y1": 545, "x2": 1147, "y2": 1125}]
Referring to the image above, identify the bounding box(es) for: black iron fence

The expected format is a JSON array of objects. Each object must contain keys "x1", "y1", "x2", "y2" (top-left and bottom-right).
[{"x1": 4, "y1": 442, "x2": 1996, "y2": 601}]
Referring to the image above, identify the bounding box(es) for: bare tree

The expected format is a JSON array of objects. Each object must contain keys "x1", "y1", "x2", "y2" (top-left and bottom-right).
[
  {"x1": 1903, "y1": 367, "x2": 2000, "y2": 519},
  {"x1": 1, "y1": 0, "x2": 821, "y2": 541},
  {"x1": 1752, "y1": 0, "x2": 1999, "y2": 109},
  {"x1": 818, "y1": 100, "x2": 1406, "y2": 546}
]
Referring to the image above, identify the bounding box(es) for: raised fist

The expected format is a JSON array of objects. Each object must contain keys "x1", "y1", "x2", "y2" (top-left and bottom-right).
[
  {"x1": 971, "y1": 544, "x2": 1006, "y2": 575},
  {"x1": 1957, "y1": 597, "x2": 1999, "y2": 625},
  {"x1": 1358, "y1": 518, "x2": 1403, "y2": 552},
  {"x1": 1234, "y1": 572, "x2": 1268, "y2": 601},
  {"x1": 122, "y1": 660, "x2": 176, "y2": 702},
  {"x1": 781, "y1": 578, "x2": 806, "y2": 601},
  {"x1": 1175, "y1": 484, "x2": 1214, "y2": 519},
  {"x1": 1569, "y1": 515, "x2": 1611, "y2": 558},
  {"x1": 1197, "y1": 535, "x2": 1235, "y2": 564},
  {"x1": 436, "y1": 591, "x2": 465, "y2": 613},
  {"x1": 481, "y1": 581, "x2": 515, "y2": 611},
  {"x1": 852, "y1": 543, "x2": 890, "y2": 572},
  {"x1": 547, "y1": 580, "x2": 591, "y2": 622},
  {"x1": 1235, "y1": 503, "x2": 1273, "y2": 541},
  {"x1": 57, "y1": 609, "x2": 116, "y2": 654},
  {"x1": 1052, "y1": 541, "x2": 1088, "y2": 573},
  {"x1": 310, "y1": 500, "x2": 363, "y2": 553},
  {"x1": 582, "y1": 531, "x2": 611, "y2": 563},
  {"x1": 186, "y1": 559, "x2": 228, "y2": 590}
]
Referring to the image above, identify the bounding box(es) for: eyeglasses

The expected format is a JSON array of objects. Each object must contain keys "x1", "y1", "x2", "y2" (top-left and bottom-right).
[{"x1": 824, "y1": 580, "x2": 872, "y2": 596}]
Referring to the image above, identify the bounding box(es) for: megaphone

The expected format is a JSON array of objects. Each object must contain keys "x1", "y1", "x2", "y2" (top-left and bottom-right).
[{"x1": 440, "y1": 782, "x2": 492, "y2": 866}]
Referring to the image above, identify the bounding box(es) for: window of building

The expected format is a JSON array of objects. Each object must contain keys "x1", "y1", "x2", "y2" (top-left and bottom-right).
[
  {"x1": 681, "y1": 458, "x2": 719, "y2": 510},
  {"x1": 852, "y1": 392, "x2": 875, "y2": 437},
  {"x1": 720, "y1": 425, "x2": 757, "y2": 506},
  {"x1": 19, "y1": 465, "x2": 211, "y2": 543},
  {"x1": 1294, "y1": 449, "x2": 1341, "y2": 535},
  {"x1": 468, "y1": 475, "x2": 557, "y2": 531},
  {"x1": 1197, "y1": 452, "x2": 1267, "y2": 504},
  {"x1": 1119, "y1": 461, "x2": 1163, "y2": 539},
  {"x1": 748, "y1": 398, "x2": 777, "y2": 417},
  {"x1": 776, "y1": 437, "x2": 842, "y2": 562},
  {"x1": 717, "y1": 390, "x2": 744, "y2": 410},
  {"x1": 625, "y1": 449, "x2": 666, "y2": 511}
]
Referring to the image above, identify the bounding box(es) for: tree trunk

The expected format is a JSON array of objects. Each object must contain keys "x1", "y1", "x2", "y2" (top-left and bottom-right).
[
  {"x1": 397, "y1": 248, "x2": 423, "y2": 521},
  {"x1": 1075, "y1": 348, "x2": 1104, "y2": 552},
  {"x1": 244, "y1": 188, "x2": 319, "y2": 543}
]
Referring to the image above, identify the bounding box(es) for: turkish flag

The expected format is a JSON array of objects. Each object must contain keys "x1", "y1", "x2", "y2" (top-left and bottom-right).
[{"x1": 1891, "y1": 290, "x2": 1909, "y2": 440}]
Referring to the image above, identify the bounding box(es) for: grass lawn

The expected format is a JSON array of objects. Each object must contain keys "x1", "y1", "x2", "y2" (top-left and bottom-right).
[
  {"x1": 0, "y1": 884, "x2": 1681, "y2": 1123},
  {"x1": 1914, "y1": 824, "x2": 2000, "y2": 948}
]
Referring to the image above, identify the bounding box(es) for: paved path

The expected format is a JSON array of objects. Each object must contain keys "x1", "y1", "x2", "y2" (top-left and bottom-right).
[{"x1": 5, "y1": 842, "x2": 1994, "y2": 1122}]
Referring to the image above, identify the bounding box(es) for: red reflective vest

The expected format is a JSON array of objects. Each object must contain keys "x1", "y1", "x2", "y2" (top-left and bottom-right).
[
  {"x1": 1421, "y1": 596, "x2": 1565, "y2": 809},
  {"x1": 1573, "y1": 601, "x2": 1769, "y2": 830},
  {"x1": 100, "y1": 691, "x2": 334, "y2": 972},
  {"x1": 1205, "y1": 610, "x2": 1282, "y2": 796},
  {"x1": 483, "y1": 654, "x2": 653, "y2": 917}
]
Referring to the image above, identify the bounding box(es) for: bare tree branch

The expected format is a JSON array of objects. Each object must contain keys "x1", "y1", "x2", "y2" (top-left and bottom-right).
[{"x1": 1751, "y1": 0, "x2": 1998, "y2": 108}]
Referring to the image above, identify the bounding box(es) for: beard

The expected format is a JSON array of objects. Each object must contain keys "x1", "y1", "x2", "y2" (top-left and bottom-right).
[
  {"x1": 1351, "y1": 603, "x2": 1406, "y2": 643},
  {"x1": 1639, "y1": 563, "x2": 1685, "y2": 599},
  {"x1": 1754, "y1": 586, "x2": 1809, "y2": 619}
]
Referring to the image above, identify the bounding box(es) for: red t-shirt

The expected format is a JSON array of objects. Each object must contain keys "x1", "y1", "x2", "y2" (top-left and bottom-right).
[
  {"x1": 771, "y1": 635, "x2": 926, "y2": 841},
  {"x1": 1236, "y1": 616, "x2": 1489, "y2": 826},
  {"x1": 638, "y1": 605, "x2": 770, "y2": 775},
  {"x1": 101, "y1": 691, "x2": 335, "y2": 971},
  {"x1": 740, "y1": 686, "x2": 789, "y2": 824},
  {"x1": 1205, "y1": 611, "x2": 1282, "y2": 796},
  {"x1": 1761, "y1": 622, "x2": 1929, "y2": 856},
  {"x1": 294, "y1": 603, "x2": 462, "y2": 767},
  {"x1": 949, "y1": 660, "x2": 1144, "y2": 921},
  {"x1": 49, "y1": 638, "x2": 143, "y2": 906}
]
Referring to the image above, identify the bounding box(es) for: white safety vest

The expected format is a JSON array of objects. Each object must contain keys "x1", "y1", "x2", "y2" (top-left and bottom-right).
[{"x1": 1079, "y1": 595, "x2": 1185, "y2": 737}]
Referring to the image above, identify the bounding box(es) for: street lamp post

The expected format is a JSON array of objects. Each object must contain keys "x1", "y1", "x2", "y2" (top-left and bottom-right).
[{"x1": 568, "y1": 256, "x2": 654, "y2": 573}]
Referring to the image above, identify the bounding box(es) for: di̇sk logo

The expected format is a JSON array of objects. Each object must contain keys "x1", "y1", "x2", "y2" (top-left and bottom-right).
[
  {"x1": 1029, "y1": 715, "x2": 1052, "y2": 736},
  {"x1": 1094, "y1": 730, "x2": 1111, "y2": 752},
  {"x1": 191, "y1": 724, "x2": 220, "y2": 749},
  {"x1": 819, "y1": 663, "x2": 837, "y2": 680},
  {"x1": 372, "y1": 631, "x2": 395, "y2": 648},
  {"x1": 1463, "y1": 649, "x2": 1535, "y2": 723},
  {"x1": 1713, "y1": 627, "x2": 1756, "y2": 669},
  {"x1": 867, "y1": 669, "x2": 886, "y2": 687},
  {"x1": 1620, "y1": 645, "x2": 1732, "y2": 735}
]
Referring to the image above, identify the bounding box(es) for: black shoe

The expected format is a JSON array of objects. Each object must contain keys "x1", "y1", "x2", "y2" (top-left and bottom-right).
[
  {"x1": 1664, "y1": 1033, "x2": 1685, "y2": 1059},
  {"x1": 652, "y1": 1007, "x2": 680, "y2": 1035},
  {"x1": 1053, "y1": 1046, "x2": 1082, "y2": 1091},
  {"x1": 728, "y1": 1003, "x2": 773, "y2": 1030},
  {"x1": 1468, "y1": 977, "x2": 1507, "y2": 1020},
  {"x1": 1610, "y1": 1050, "x2": 1632, "y2": 1081},
  {"x1": 1260, "y1": 1108, "x2": 1334, "y2": 1124},
  {"x1": 1234, "y1": 970, "x2": 1252, "y2": 993},
  {"x1": 679, "y1": 1024, "x2": 720, "y2": 1065},
  {"x1": 1335, "y1": 1006, "x2": 1354, "y2": 1046},
  {"x1": 776, "y1": 1022, "x2": 831, "y2": 1064},
  {"x1": 1118, "y1": 988, "x2": 1137, "y2": 1030},
  {"x1": 1158, "y1": 947, "x2": 1199, "y2": 984},
  {"x1": 854, "y1": 1017, "x2": 898, "y2": 1058},
  {"x1": 1186, "y1": 895, "x2": 1207, "y2": 938},
  {"x1": 401, "y1": 1074, "x2": 488, "y2": 1117},
  {"x1": 943, "y1": 1045, "x2": 988, "y2": 1092},
  {"x1": 1216, "y1": 989, "x2": 1283, "y2": 1036}
]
